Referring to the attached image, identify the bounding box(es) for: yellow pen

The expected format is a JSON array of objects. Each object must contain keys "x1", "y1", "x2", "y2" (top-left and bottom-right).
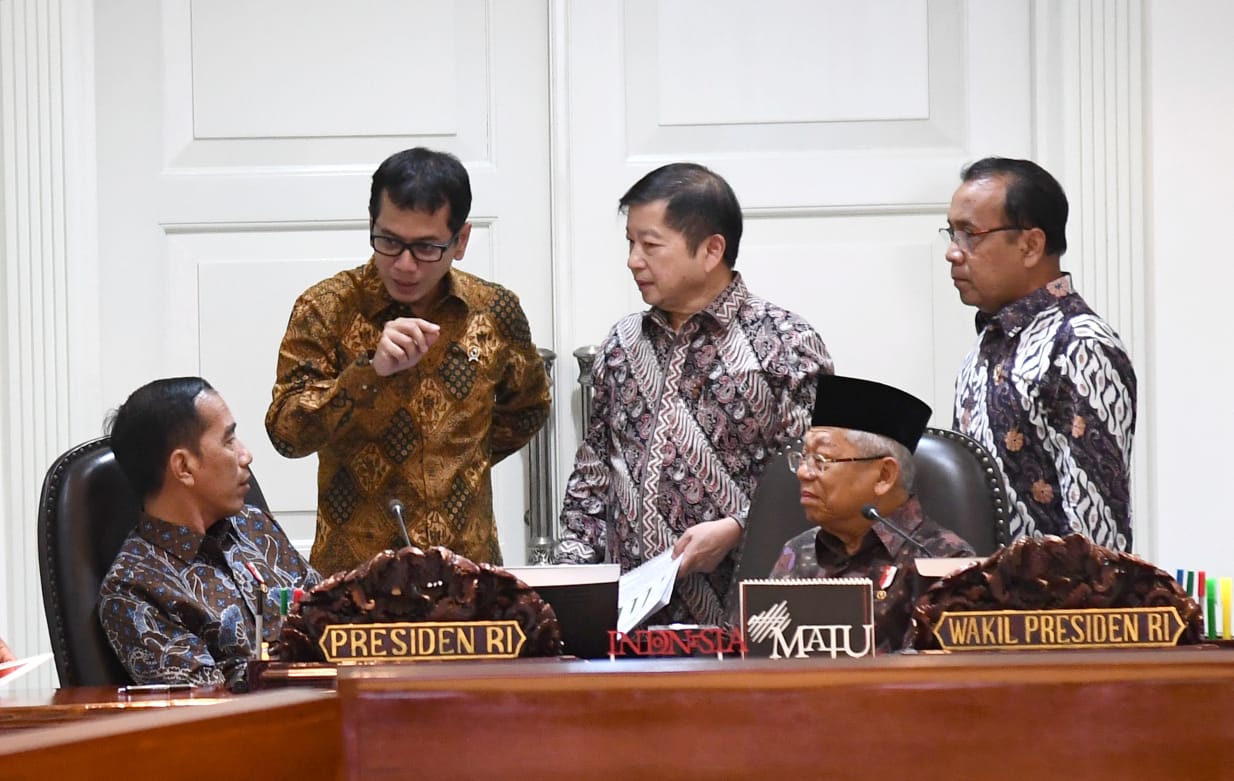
[{"x1": 1221, "y1": 577, "x2": 1232, "y2": 640}]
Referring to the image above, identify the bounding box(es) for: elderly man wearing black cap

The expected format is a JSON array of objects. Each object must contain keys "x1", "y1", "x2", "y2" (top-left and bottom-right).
[{"x1": 770, "y1": 375, "x2": 975, "y2": 653}]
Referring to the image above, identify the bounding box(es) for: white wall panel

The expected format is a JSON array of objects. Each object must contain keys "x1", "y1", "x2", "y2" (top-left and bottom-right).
[
  {"x1": 1146, "y1": 0, "x2": 1234, "y2": 573},
  {"x1": 164, "y1": 0, "x2": 491, "y2": 168},
  {"x1": 190, "y1": 1, "x2": 459, "y2": 140},
  {"x1": 655, "y1": 0, "x2": 929, "y2": 125}
]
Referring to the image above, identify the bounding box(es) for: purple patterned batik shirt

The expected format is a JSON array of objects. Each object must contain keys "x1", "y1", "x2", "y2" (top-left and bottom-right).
[
  {"x1": 100, "y1": 507, "x2": 319, "y2": 689},
  {"x1": 953, "y1": 275, "x2": 1137, "y2": 550},
  {"x1": 555, "y1": 273, "x2": 833, "y2": 626}
]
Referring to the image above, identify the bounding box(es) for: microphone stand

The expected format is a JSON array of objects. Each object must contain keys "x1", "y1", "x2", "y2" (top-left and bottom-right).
[
  {"x1": 861, "y1": 504, "x2": 933, "y2": 558},
  {"x1": 388, "y1": 499, "x2": 413, "y2": 549}
]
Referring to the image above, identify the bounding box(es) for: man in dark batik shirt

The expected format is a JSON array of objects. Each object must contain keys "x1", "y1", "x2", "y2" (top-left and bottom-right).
[
  {"x1": 944, "y1": 158, "x2": 1136, "y2": 550},
  {"x1": 99, "y1": 377, "x2": 318, "y2": 690},
  {"x1": 555, "y1": 163, "x2": 832, "y2": 627},
  {"x1": 770, "y1": 376, "x2": 975, "y2": 653}
]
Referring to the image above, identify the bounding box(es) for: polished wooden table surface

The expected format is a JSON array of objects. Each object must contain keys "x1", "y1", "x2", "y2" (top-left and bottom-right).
[
  {"x1": 4, "y1": 649, "x2": 1234, "y2": 780},
  {"x1": 340, "y1": 648, "x2": 1234, "y2": 780},
  {"x1": 0, "y1": 685, "x2": 239, "y2": 731},
  {"x1": 0, "y1": 687, "x2": 341, "y2": 781}
]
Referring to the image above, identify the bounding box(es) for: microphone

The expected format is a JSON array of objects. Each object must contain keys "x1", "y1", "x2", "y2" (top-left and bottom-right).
[
  {"x1": 387, "y1": 498, "x2": 412, "y2": 549},
  {"x1": 861, "y1": 504, "x2": 932, "y2": 558}
]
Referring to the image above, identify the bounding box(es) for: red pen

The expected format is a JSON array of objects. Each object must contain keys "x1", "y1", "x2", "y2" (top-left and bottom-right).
[
  {"x1": 243, "y1": 561, "x2": 267, "y2": 659},
  {"x1": 243, "y1": 561, "x2": 266, "y2": 586}
]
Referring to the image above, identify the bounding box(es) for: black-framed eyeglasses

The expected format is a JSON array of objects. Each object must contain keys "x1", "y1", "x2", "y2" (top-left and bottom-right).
[
  {"x1": 370, "y1": 233, "x2": 457, "y2": 263},
  {"x1": 786, "y1": 450, "x2": 891, "y2": 474},
  {"x1": 938, "y1": 225, "x2": 1020, "y2": 253}
]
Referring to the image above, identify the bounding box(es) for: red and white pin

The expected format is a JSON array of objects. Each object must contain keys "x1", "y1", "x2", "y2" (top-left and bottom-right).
[{"x1": 877, "y1": 565, "x2": 898, "y2": 590}]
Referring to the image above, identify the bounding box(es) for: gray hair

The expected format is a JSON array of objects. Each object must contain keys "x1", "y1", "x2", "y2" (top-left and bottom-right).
[{"x1": 844, "y1": 429, "x2": 915, "y2": 493}]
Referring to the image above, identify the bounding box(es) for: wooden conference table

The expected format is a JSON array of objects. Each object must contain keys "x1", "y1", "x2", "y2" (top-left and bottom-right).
[{"x1": 3, "y1": 648, "x2": 1234, "y2": 780}]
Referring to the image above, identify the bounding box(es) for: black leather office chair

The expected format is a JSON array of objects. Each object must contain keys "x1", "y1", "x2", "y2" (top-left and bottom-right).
[
  {"x1": 912, "y1": 428, "x2": 1011, "y2": 555},
  {"x1": 733, "y1": 427, "x2": 1011, "y2": 585},
  {"x1": 37, "y1": 436, "x2": 271, "y2": 686}
]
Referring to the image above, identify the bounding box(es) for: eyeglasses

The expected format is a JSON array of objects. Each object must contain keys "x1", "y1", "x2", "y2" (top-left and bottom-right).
[
  {"x1": 938, "y1": 225, "x2": 1020, "y2": 253},
  {"x1": 370, "y1": 233, "x2": 457, "y2": 263},
  {"x1": 786, "y1": 450, "x2": 891, "y2": 474}
]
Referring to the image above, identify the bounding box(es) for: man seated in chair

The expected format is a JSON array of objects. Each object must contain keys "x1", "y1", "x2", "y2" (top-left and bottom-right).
[
  {"x1": 99, "y1": 377, "x2": 318, "y2": 689},
  {"x1": 770, "y1": 375, "x2": 974, "y2": 653}
]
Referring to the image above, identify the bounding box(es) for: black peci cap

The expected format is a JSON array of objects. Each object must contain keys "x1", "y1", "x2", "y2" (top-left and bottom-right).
[{"x1": 810, "y1": 375, "x2": 932, "y2": 453}]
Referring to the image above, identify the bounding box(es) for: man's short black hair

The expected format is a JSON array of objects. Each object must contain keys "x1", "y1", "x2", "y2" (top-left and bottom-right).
[
  {"x1": 961, "y1": 157, "x2": 1069, "y2": 257},
  {"x1": 107, "y1": 377, "x2": 214, "y2": 502},
  {"x1": 369, "y1": 147, "x2": 473, "y2": 235},
  {"x1": 619, "y1": 162, "x2": 743, "y2": 268}
]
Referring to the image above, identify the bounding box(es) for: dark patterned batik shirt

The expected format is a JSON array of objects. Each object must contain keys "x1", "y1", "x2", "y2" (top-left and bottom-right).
[
  {"x1": 953, "y1": 275, "x2": 1137, "y2": 550},
  {"x1": 99, "y1": 507, "x2": 319, "y2": 688},
  {"x1": 769, "y1": 496, "x2": 975, "y2": 653},
  {"x1": 555, "y1": 273, "x2": 833, "y2": 626},
  {"x1": 266, "y1": 263, "x2": 551, "y2": 575}
]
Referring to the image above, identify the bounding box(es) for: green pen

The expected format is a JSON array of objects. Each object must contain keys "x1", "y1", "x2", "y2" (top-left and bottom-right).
[{"x1": 1207, "y1": 577, "x2": 1218, "y2": 640}]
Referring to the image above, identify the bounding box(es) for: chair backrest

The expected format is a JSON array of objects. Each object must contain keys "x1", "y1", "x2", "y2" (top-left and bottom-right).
[
  {"x1": 733, "y1": 427, "x2": 1011, "y2": 585},
  {"x1": 37, "y1": 436, "x2": 271, "y2": 686},
  {"x1": 911, "y1": 427, "x2": 1011, "y2": 555}
]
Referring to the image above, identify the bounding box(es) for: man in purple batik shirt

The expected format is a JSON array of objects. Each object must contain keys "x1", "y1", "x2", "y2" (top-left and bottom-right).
[
  {"x1": 554, "y1": 163, "x2": 833, "y2": 627},
  {"x1": 944, "y1": 157, "x2": 1136, "y2": 551}
]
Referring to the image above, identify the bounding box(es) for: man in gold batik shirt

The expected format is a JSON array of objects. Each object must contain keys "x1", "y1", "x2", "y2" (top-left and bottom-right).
[{"x1": 266, "y1": 148, "x2": 551, "y2": 576}]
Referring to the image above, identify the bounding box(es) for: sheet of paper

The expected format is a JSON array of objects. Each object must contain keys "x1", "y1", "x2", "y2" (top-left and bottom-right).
[
  {"x1": 915, "y1": 557, "x2": 986, "y2": 578},
  {"x1": 617, "y1": 550, "x2": 682, "y2": 635},
  {"x1": 0, "y1": 652, "x2": 54, "y2": 690}
]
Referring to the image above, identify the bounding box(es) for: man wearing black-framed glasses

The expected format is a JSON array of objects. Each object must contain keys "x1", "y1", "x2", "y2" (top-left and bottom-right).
[
  {"x1": 769, "y1": 375, "x2": 974, "y2": 653},
  {"x1": 944, "y1": 157, "x2": 1136, "y2": 551},
  {"x1": 266, "y1": 148, "x2": 551, "y2": 575}
]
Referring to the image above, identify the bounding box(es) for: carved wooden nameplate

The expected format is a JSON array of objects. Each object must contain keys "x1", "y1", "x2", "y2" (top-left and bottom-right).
[
  {"x1": 318, "y1": 620, "x2": 527, "y2": 663},
  {"x1": 931, "y1": 607, "x2": 1187, "y2": 651}
]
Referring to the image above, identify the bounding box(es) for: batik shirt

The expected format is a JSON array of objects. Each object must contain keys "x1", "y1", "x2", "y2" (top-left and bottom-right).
[
  {"x1": 953, "y1": 275, "x2": 1137, "y2": 550},
  {"x1": 770, "y1": 497, "x2": 974, "y2": 653},
  {"x1": 99, "y1": 507, "x2": 319, "y2": 689},
  {"x1": 266, "y1": 262, "x2": 551, "y2": 576},
  {"x1": 555, "y1": 273, "x2": 832, "y2": 626}
]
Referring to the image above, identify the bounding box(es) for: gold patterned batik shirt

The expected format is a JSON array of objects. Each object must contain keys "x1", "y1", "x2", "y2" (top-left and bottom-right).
[{"x1": 266, "y1": 262, "x2": 551, "y2": 576}]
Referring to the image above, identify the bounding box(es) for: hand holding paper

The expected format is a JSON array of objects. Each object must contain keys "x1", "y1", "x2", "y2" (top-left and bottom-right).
[{"x1": 672, "y1": 517, "x2": 742, "y2": 578}]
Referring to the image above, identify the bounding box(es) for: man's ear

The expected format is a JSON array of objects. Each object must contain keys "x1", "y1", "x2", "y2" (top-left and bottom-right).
[
  {"x1": 1021, "y1": 227, "x2": 1047, "y2": 269},
  {"x1": 699, "y1": 234, "x2": 727, "y2": 272},
  {"x1": 451, "y1": 222, "x2": 473, "y2": 261},
  {"x1": 167, "y1": 447, "x2": 195, "y2": 488},
  {"x1": 872, "y1": 457, "x2": 900, "y2": 498}
]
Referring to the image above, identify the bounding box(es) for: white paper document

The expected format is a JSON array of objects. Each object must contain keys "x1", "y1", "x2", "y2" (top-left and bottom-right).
[
  {"x1": 616, "y1": 550, "x2": 681, "y2": 635},
  {"x1": 0, "y1": 652, "x2": 54, "y2": 690}
]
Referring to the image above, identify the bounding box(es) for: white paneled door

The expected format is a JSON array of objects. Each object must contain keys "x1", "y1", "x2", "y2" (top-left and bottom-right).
[{"x1": 93, "y1": 0, "x2": 552, "y2": 564}]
